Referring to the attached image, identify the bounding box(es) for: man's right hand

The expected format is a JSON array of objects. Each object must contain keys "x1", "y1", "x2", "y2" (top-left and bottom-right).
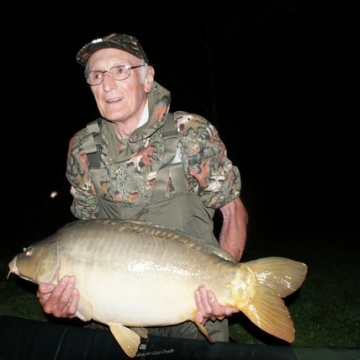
[{"x1": 37, "y1": 276, "x2": 79, "y2": 318}]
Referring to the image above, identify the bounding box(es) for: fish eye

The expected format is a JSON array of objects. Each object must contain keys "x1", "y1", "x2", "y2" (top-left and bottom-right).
[{"x1": 23, "y1": 247, "x2": 33, "y2": 257}]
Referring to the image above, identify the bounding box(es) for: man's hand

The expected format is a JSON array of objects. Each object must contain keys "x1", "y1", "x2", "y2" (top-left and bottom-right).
[
  {"x1": 37, "y1": 276, "x2": 79, "y2": 318},
  {"x1": 194, "y1": 286, "x2": 239, "y2": 325}
]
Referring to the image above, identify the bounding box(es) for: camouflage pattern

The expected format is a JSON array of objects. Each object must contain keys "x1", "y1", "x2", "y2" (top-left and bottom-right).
[
  {"x1": 66, "y1": 82, "x2": 241, "y2": 220},
  {"x1": 76, "y1": 33, "x2": 149, "y2": 67}
]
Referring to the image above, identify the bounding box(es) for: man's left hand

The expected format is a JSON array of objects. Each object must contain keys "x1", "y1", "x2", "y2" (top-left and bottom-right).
[{"x1": 194, "y1": 286, "x2": 239, "y2": 325}]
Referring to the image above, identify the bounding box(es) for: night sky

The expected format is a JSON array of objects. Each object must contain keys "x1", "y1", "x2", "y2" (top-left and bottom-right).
[{"x1": 5, "y1": 2, "x2": 354, "y2": 242}]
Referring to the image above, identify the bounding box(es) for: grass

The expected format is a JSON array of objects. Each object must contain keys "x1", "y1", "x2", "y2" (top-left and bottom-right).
[
  {"x1": 229, "y1": 225, "x2": 360, "y2": 349},
  {"x1": 1, "y1": 211, "x2": 359, "y2": 350}
]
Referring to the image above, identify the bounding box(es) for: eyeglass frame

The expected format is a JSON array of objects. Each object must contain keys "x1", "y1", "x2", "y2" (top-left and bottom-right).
[{"x1": 85, "y1": 64, "x2": 147, "y2": 86}]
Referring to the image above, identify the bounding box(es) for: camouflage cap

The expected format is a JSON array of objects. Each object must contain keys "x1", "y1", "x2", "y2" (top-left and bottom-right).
[{"x1": 76, "y1": 33, "x2": 149, "y2": 67}]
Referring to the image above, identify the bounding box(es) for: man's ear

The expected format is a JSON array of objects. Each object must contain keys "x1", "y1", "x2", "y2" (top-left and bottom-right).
[{"x1": 144, "y1": 66, "x2": 155, "y2": 93}]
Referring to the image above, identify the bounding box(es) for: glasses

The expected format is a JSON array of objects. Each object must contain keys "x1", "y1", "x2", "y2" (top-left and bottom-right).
[{"x1": 86, "y1": 64, "x2": 146, "y2": 86}]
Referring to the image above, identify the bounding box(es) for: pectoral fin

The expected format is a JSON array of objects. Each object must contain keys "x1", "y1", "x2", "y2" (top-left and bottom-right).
[
  {"x1": 76, "y1": 298, "x2": 92, "y2": 321},
  {"x1": 129, "y1": 327, "x2": 148, "y2": 339},
  {"x1": 108, "y1": 322, "x2": 142, "y2": 358}
]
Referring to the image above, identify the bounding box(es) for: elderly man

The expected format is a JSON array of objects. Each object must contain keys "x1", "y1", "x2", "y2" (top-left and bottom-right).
[{"x1": 37, "y1": 33, "x2": 248, "y2": 342}]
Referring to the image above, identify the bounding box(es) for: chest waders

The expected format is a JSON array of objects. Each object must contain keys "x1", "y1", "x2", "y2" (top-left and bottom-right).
[{"x1": 83, "y1": 114, "x2": 229, "y2": 342}]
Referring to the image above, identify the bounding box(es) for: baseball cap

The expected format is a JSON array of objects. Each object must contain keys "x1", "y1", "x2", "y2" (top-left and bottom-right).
[{"x1": 76, "y1": 33, "x2": 149, "y2": 66}]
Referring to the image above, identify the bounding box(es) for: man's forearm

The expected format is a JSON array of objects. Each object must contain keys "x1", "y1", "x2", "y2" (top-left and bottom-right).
[{"x1": 219, "y1": 197, "x2": 248, "y2": 262}]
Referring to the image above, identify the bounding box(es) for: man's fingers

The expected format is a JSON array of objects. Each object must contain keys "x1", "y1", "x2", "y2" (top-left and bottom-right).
[
  {"x1": 42, "y1": 276, "x2": 76, "y2": 316},
  {"x1": 37, "y1": 283, "x2": 55, "y2": 304},
  {"x1": 199, "y1": 286, "x2": 212, "y2": 313},
  {"x1": 194, "y1": 289, "x2": 205, "y2": 323},
  {"x1": 196, "y1": 286, "x2": 217, "y2": 323},
  {"x1": 206, "y1": 290, "x2": 223, "y2": 317},
  {"x1": 195, "y1": 286, "x2": 239, "y2": 325}
]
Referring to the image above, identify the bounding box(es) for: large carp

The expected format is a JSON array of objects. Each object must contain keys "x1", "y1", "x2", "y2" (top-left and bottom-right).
[{"x1": 8, "y1": 219, "x2": 307, "y2": 358}]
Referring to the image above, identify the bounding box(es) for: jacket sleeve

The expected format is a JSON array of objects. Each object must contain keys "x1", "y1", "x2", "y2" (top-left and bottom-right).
[
  {"x1": 66, "y1": 132, "x2": 99, "y2": 219},
  {"x1": 175, "y1": 112, "x2": 241, "y2": 209}
]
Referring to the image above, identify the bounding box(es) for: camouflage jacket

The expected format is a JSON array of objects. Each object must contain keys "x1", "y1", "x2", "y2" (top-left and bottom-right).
[{"x1": 66, "y1": 82, "x2": 241, "y2": 219}]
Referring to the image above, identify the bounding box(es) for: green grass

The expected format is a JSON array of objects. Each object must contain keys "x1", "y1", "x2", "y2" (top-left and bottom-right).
[
  {"x1": 1, "y1": 221, "x2": 359, "y2": 350},
  {"x1": 228, "y1": 226, "x2": 360, "y2": 349},
  {"x1": 0, "y1": 279, "x2": 47, "y2": 322}
]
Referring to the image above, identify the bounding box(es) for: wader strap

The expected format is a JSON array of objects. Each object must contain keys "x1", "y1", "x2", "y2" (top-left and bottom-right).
[
  {"x1": 170, "y1": 163, "x2": 187, "y2": 194},
  {"x1": 83, "y1": 118, "x2": 103, "y2": 194},
  {"x1": 151, "y1": 113, "x2": 187, "y2": 201},
  {"x1": 83, "y1": 118, "x2": 103, "y2": 168}
]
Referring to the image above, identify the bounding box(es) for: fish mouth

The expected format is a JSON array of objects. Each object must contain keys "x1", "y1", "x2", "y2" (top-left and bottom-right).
[
  {"x1": 7, "y1": 257, "x2": 36, "y2": 283},
  {"x1": 7, "y1": 257, "x2": 19, "y2": 279}
]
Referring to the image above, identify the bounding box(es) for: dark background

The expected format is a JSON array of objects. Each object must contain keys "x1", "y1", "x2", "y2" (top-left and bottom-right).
[{"x1": 5, "y1": 2, "x2": 355, "y2": 244}]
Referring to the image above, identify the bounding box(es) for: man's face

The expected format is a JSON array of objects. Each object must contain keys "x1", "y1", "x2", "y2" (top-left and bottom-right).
[{"x1": 86, "y1": 48, "x2": 154, "y2": 123}]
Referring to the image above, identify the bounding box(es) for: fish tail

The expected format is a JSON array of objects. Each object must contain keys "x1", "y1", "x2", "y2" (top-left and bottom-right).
[{"x1": 235, "y1": 257, "x2": 307, "y2": 343}]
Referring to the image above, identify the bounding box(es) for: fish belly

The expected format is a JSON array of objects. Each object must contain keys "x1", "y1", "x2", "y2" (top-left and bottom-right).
[{"x1": 58, "y1": 221, "x2": 237, "y2": 327}]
